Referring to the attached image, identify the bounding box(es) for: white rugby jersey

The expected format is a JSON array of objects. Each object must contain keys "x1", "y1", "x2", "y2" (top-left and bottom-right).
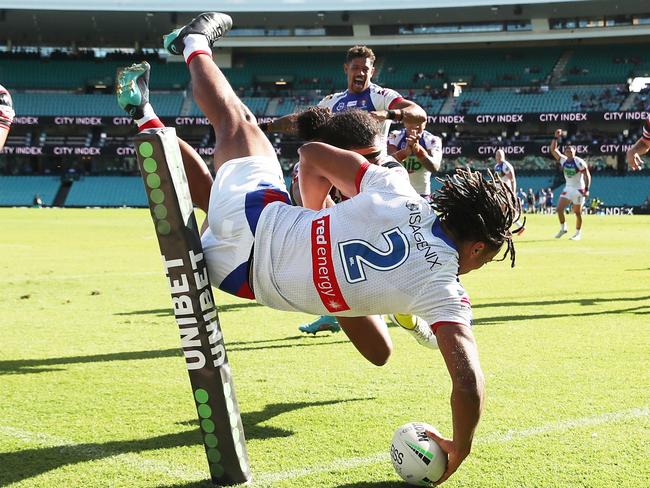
[
  {"x1": 643, "y1": 119, "x2": 650, "y2": 142},
  {"x1": 559, "y1": 155, "x2": 588, "y2": 189},
  {"x1": 388, "y1": 129, "x2": 442, "y2": 195},
  {"x1": 318, "y1": 83, "x2": 404, "y2": 152},
  {"x1": 252, "y1": 163, "x2": 472, "y2": 328},
  {"x1": 494, "y1": 160, "x2": 516, "y2": 192}
]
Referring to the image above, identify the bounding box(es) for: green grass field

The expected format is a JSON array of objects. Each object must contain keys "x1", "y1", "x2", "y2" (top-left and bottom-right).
[{"x1": 1, "y1": 208, "x2": 649, "y2": 488}]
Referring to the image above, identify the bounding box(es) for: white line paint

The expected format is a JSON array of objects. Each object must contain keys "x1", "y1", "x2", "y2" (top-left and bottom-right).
[{"x1": 1, "y1": 407, "x2": 647, "y2": 486}]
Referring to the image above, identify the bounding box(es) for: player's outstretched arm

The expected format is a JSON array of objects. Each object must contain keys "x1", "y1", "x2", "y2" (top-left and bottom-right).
[
  {"x1": 297, "y1": 142, "x2": 366, "y2": 210},
  {"x1": 549, "y1": 129, "x2": 563, "y2": 161},
  {"x1": 427, "y1": 324, "x2": 484, "y2": 484},
  {"x1": 260, "y1": 112, "x2": 300, "y2": 135},
  {"x1": 625, "y1": 138, "x2": 648, "y2": 171}
]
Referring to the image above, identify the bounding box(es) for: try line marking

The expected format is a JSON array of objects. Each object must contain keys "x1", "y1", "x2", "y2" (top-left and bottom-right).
[{"x1": 1, "y1": 407, "x2": 647, "y2": 486}]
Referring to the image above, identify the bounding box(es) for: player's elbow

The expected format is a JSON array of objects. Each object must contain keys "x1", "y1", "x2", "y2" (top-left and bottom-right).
[{"x1": 367, "y1": 343, "x2": 393, "y2": 366}]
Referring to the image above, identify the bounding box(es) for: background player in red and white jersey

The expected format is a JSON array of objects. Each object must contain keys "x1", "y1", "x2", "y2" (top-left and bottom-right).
[
  {"x1": 550, "y1": 129, "x2": 592, "y2": 241},
  {"x1": 387, "y1": 120, "x2": 442, "y2": 198},
  {"x1": 493, "y1": 149, "x2": 526, "y2": 234},
  {"x1": 124, "y1": 13, "x2": 522, "y2": 483},
  {"x1": 0, "y1": 84, "x2": 15, "y2": 151},
  {"x1": 625, "y1": 118, "x2": 650, "y2": 170}
]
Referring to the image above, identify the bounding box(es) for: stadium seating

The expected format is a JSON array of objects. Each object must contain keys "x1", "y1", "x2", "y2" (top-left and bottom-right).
[
  {"x1": 562, "y1": 45, "x2": 649, "y2": 85},
  {"x1": 11, "y1": 92, "x2": 184, "y2": 117},
  {"x1": 588, "y1": 175, "x2": 650, "y2": 206},
  {"x1": 376, "y1": 48, "x2": 562, "y2": 88},
  {"x1": 451, "y1": 86, "x2": 625, "y2": 114},
  {"x1": 64, "y1": 176, "x2": 147, "y2": 207},
  {"x1": 0, "y1": 176, "x2": 61, "y2": 206}
]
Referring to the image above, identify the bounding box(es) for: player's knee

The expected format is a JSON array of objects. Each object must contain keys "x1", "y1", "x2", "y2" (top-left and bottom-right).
[{"x1": 367, "y1": 343, "x2": 393, "y2": 366}]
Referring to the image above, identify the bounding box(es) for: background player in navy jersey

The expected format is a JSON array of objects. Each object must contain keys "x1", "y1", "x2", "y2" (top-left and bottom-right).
[
  {"x1": 120, "y1": 13, "x2": 521, "y2": 482},
  {"x1": 0, "y1": 84, "x2": 15, "y2": 151},
  {"x1": 550, "y1": 129, "x2": 592, "y2": 240},
  {"x1": 387, "y1": 120, "x2": 442, "y2": 199},
  {"x1": 625, "y1": 118, "x2": 649, "y2": 170}
]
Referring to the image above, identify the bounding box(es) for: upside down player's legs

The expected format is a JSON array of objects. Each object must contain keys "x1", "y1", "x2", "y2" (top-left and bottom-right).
[{"x1": 186, "y1": 53, "x2": 277, "y2": 174}]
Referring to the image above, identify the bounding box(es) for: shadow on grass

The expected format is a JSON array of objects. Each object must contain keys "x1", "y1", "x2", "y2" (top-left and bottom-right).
[
  {"x1": 473, "y1": 294, "x2": 650, "y2": 310},
  {"x1": 0, "y1": 397, "x2": 372, "y2": 486},
  {"x1": 115, "y1": 301, "x2": 263, "y2": 317},
  {"x1": 474, "y1": 303, "x2": 650, "y2": 325},
  {"x1": 0, "y1": 337, "x2": 349, "y2": 375}
]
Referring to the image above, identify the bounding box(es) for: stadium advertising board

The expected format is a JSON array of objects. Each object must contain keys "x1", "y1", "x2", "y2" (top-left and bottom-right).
[{"x1": 10, "y1": 111, "x2": 650, "y2": 128}]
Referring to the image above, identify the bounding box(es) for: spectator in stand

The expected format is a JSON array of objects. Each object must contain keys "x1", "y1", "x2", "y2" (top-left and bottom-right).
[
  {"x1": 538, "y1": 188, "x2": 547, "y2": 213},
  {"x1": 550, "y1": 129, "x2": 592, "y2": 241},
  {"x1": 626, "y1": 118, "x2": 650, "y2": 170},
  {"x1": 526, "y1": 188, "x2": 536, "y2": 214},
  {"x1": 387, "y1": 120, "x2": 442, "y2": 200},
  {"x1": 545, "y1": 187, "x2": 554, "y2": 211},
  {"x1": 0, "y1": 84, "x2": 15, "y2": 151}
]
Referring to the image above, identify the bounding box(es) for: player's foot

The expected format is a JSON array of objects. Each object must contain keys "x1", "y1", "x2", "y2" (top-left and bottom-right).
[
  {"x1": 554, "y1": 229, "x2": 567, "y2": 239},
  {"x1": 116, "y1": 61, "x2": 150, "y2": 119},
  {"x1": 390, "y1": 314, "x2": 438, "y2": 349},
  {"x1": 164, "y1": 12, "x2": 233, "y2": 56},
  {"x1": 569, "y1": 233, "x2": 581, "y2": 241},
  {"x1": 298, "y1": 316, "x2": 341, "y2": 335}
]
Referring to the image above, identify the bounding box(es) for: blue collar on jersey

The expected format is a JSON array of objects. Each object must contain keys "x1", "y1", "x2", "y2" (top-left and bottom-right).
[{"x1": 432, "y1": 217, "x2": 458, "y2": 251}]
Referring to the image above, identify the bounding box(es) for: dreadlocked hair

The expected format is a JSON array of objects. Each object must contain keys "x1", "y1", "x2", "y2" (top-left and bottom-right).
[
  {"x1": 296, "y1": 106, "x2": 332, "y2": 142},
  {"x1": 430, "y1": 168, "x2": 522, "y2": 267}
]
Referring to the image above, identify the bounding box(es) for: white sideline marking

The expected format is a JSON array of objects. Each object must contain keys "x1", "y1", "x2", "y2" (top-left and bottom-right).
[{"x1": 1, "y1": 407, "x2": 647, "y2": 486}]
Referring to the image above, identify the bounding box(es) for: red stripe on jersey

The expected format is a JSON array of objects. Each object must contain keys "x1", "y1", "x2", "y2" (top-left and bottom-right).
[
  {"x1": 431, "y1": 321, "x2": 467, "y2": 334},
  {"x1": 311, "y1": 215, "x2": 350, "y2": 314},
  {"x1": 387, "y1": 97, "x2": 405, "y2": 110},
  {"x1": 643, "y1": 120, "x2": 650, "y2": 141},
  {"x1": 355, "y1": 161, "x2": 371, "y2": 193}
]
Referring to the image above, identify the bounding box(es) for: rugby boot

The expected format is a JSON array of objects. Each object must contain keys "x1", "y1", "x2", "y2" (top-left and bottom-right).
[
  {"x1": 298, "y1": 315, "x2": 341, "y2": 335},
  {"x1": 164, "y1": 12, "x2": 233, "y2": 56},
  {"x1": 390, "y1": 314, "x2": 438, "y2": 350},
  {"x1": 116, "y1": 61, "x2": 150, "y2": 119}
]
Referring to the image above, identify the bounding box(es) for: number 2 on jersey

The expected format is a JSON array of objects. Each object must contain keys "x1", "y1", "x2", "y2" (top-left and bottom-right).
[{"x1": 338, "y1": 227, "x2": 409, "y2": 283}]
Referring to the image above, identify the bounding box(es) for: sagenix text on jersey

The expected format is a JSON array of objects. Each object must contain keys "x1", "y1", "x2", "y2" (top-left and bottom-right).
[{"x1": 405, "y1": 201, "x2": 441, "y2": 270}]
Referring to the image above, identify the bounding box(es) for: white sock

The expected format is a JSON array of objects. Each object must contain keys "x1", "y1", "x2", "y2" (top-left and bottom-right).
[
  {"x1": 560, "y1": 223, "x2": 567, "y2": 231},
  {"x1": 134, "y1": 103, "x2": 157, "y2": 126},
  {"x1": 574, "y1": 229, "x2": 581, "y2": 236},
  {"x1": 183, "y1": 34, "x2": 211, "y2": 63}
]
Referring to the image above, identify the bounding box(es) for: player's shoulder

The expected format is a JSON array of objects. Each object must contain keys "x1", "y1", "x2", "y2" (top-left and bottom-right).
[
  {"x1": 318, "y1": 91, "x2": 346, "y2": 106},
  {"x1": 369, "y1": 83, "x2": 401, "y2": 97}
]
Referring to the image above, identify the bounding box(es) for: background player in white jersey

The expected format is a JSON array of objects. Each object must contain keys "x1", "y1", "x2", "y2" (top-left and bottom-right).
[
  {"x1": 387, "y1": 120, "x2": 442, "y2": 198},
  {"x1": 0, "y1": 84, "x2": 15, "y2": 151},
  {"x1": 123, "y1": 12, "x2": 522, "y2": 484},
  {"x1": 625, "y1": 118, "x2": 649, "y2": 170},
  {"x1": 263, "y1": 45, "x2": 426, "y2": 152},
  {"x1": 550, "y1": 129, "x2": 592, "y2": 240},
  {"x1": 493, "y1": 149, "x2": 526, "y2": 234}
]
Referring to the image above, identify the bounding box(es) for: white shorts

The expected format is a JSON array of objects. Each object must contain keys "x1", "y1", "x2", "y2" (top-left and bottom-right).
[
  {"x1": 559, "y1": 187, "x2": 585, "y2": 206},
  {"x1": 201, "y1": 155, "x2": 290, "y2": 298}
]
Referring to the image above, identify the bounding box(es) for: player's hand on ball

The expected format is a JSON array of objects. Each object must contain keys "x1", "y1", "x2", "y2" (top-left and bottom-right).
[{"x1": 425, "y1": 429, "x2": 468, "y2": 485}]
